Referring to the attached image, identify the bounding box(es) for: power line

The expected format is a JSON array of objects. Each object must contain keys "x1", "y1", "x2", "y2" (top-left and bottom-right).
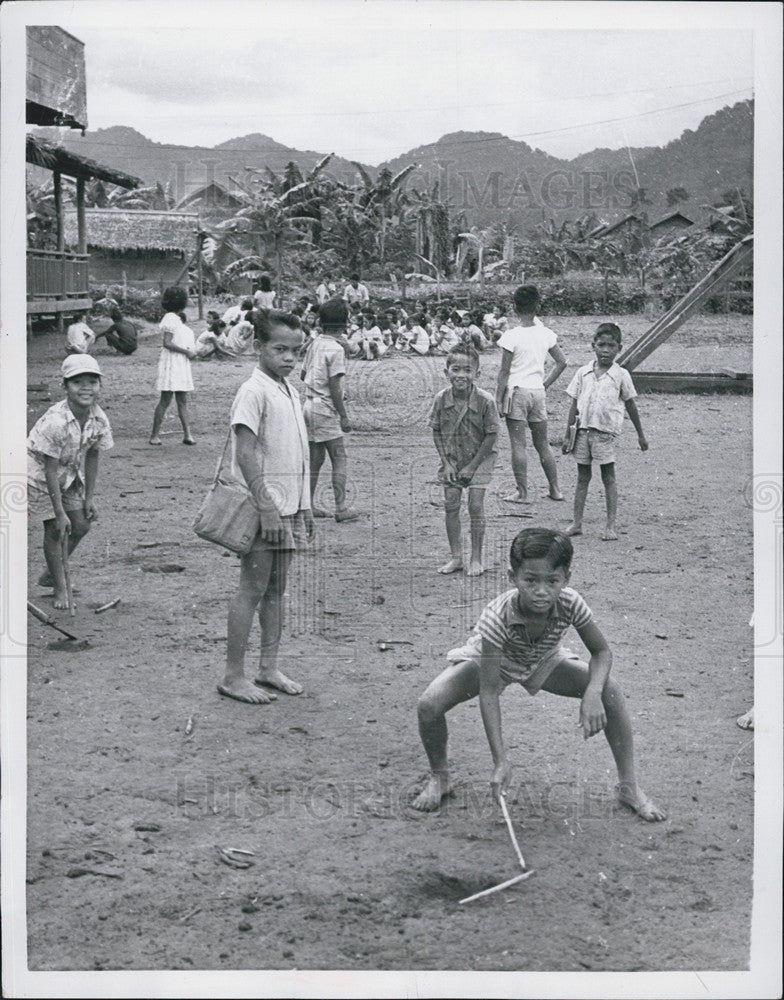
[{"x1": 35, "y1": 90, "x2": 753, "y2": 159}]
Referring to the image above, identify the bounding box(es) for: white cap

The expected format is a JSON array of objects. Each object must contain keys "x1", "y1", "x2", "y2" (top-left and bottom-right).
[{"x1": 62, "y1": 354, "x2": 102, "y2": 379}]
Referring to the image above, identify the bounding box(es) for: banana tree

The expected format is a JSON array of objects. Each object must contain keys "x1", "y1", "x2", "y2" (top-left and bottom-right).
[
  {"x1": 218, "y1": 156, "x2": 333, "y2": 293},
  {"x1": 350, "y1": 161, "x2": 418, "y2": 270}
]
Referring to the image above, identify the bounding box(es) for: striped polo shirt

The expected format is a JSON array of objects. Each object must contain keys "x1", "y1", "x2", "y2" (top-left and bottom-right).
[{"x1": 475, "y1": 587, "x2": 593, "y2": 680}]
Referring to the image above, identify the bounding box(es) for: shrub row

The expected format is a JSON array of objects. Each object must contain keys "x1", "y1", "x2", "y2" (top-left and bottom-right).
[
  {"x1": 90, "y1": 285, "x2": 163, "y2": 323},
  {"x1": 369, "y1": 274, "x2": 751, "y2": 317}
]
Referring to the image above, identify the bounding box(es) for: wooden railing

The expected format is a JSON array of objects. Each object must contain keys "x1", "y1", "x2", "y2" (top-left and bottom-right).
[{"x1": 27, "y1": 249, "x2": 90, "y2": 300}]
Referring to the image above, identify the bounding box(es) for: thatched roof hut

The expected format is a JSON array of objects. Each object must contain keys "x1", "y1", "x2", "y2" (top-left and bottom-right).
[
  {"x1": 63, "y1": 208, "x2": 200, "y2": 252},
  {"x1": 27, "y1": 135, "x2": 140, "y2": 188}
]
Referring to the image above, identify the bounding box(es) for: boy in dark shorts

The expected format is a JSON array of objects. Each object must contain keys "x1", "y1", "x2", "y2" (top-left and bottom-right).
[{"x1": 217, "y1": 310, "x2": 315, "y2": 705}]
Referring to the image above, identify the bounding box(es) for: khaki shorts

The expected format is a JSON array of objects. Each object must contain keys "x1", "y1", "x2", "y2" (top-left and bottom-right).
[
  {"x1": 28, "y1": 480, "x2": 85, "y2": 521},
  {"x1": 574, "y1": 428, "x2": 616, "y2": 466},
  {"x1": 303, "y1": 398, "x2": 342, "y2": 444},
  {"x1": 249, "y1": 510, "x2": 310, "y2": 552},
  {"x1": 446, "y1": 632, "x2": 582, "y2": 695},
  {"x1": 506, "y1": 387, "x2": 547, "y2": 423}
]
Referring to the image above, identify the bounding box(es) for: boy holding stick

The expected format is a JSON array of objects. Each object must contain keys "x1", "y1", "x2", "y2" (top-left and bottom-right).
[
  {"x1": 412, "y1": 527, "x2": 665, "y2": 821},
  {"x1": 27, "y1": 355, "x2": 113, "y2": 609}
]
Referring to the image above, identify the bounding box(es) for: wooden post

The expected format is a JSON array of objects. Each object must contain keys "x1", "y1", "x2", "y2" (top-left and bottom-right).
[
  {"x1": 76, "y1": 176, "x2": 87, "y2": 255},
  {"x1": 618, "y1": 237, "x2": 753, "y2": 371},
  {"x1": 53, "y1": 170, "x2": 64, "y2": 251},
  {"x1": 196, "y1": 232, "x2": 204, "y2": 320},
  {"x1": 54, "y1": 170, "x2": 65, "y2": 332}
]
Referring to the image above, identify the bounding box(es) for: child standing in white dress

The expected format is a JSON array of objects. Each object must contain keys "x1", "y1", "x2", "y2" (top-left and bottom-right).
[{"x1": 149, "y1": 286, "x2": 197, "y2": 446}]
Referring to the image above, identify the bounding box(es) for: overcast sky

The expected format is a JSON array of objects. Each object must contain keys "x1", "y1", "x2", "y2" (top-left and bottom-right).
[
  {"x1": 23, "y1": 2, "x2": 756, "y2": 163},
  {"x1": 12, "y1": 0, "x2": 753, "y2": 164}
]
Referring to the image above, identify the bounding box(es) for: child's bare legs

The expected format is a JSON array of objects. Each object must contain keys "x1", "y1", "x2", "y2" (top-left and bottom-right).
[
  {"x1": 325, "y1": 437, "x2": 357, "y2": 518},
  {"x1": 540, "y1": 658, "x2": 666, "y2": 821},
  {"x1": 599, "y1": 462, "x2": 618, "y2": 540},
  {"x1": 175, "y1": 391, "x2": 195, "y2": 444},
  {"x1": 220, "y1": 547, "x2": 299, "y2": 703},
  {"x1": 439, "y1": 486, "x2": 463, "y2": 573},
  {"x1": 411, "y1": 659, "x2": 480, "y2": 810},
  {"x1": 309, "y1": 441, "x2": 330, "y2": 516},
  {"x1": 149, "y1": 391, "x2": 172, "y2": 444},
  {"x1": 566, "y1": 463, "x2": 592, "y2": 536},
  {"x1": 466, "y1": 487, "x2": 486, "y2": 576},
  {"x1": 529, "y1": 419, "x2": 563, "y2": 500},
  {"x1": 255, "y1": 550, "x2": 301, "y2": 694},
  {"x1": 42, "y1": 509, "x2": 91, "y2": 609},
  {"x1": 502, "y1": 417, "x2": 529, "y2": 502}
]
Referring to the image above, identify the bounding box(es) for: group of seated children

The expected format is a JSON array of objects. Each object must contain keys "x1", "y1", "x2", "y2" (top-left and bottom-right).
[
  {"x1": 192, "y1": 293, "x2": 512, "y2": 363},
  {"x1": 340, "y1": 302, "x2": 509, "y2": 360}
]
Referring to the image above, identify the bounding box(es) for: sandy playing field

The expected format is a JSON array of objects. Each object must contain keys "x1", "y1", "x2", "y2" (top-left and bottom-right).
[{"x1": 24, "y1": 310, "x2": 754, "y2": 972}]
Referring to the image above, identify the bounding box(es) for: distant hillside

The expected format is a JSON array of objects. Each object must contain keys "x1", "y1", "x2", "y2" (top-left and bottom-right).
[
  {"x1": 31, "y1": 101, "x2": 752, "y2": 232},
  {"x1": 31, "y1": 125, "x2": 362, "y2": 200},
  {"x1": 380, "y1": 101, "x2": 753, "y2": 231}
]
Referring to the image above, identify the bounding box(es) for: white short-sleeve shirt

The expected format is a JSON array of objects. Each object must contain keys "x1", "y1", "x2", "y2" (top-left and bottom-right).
[
  {"x1": 66, "y1": 321, "x2": 96, "y2": 354},
  {"x1": 228, "y1": 367, "x2": 310, "y2": 515},
  {"x1": 498, "y1": 319, "x2": 558, "y2": 390},
  {"x1": 566, "y1": 361, "x2": 637, "y2": 436}
]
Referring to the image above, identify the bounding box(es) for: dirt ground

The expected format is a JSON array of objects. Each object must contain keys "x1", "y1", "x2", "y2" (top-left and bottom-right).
[{"x1": 24, "y1": 309, "x2": 754, "y2": 972}]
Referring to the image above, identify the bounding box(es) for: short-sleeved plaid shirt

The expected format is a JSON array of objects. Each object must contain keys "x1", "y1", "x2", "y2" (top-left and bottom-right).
[
  {"x1": 428, "y1": 385, "x2": 499, "y2": 472},
  {"x1": 475, "y1": 587, "x2": 593, "y2": 683}
]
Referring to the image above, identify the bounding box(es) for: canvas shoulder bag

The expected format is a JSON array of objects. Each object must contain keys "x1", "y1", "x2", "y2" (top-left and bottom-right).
[{"x1": 193, "y1": 430, "x2": 261, "y2": 554}]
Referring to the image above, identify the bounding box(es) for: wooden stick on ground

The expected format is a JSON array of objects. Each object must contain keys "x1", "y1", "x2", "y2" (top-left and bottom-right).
[
  {"x1": 458, "y1": 869, "x2": 534, "y2": 905},
  {"x1": 499, "y1": 793, "x2": 527, "y2": 871},
  {"x1": 61, "y1": 533, "x2": 75, "y2": 618}
]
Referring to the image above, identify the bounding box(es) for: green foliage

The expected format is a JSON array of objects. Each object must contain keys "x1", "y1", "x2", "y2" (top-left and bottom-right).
[{"x1": 91, "y1": 284, "x2": 163, "y2": 322}]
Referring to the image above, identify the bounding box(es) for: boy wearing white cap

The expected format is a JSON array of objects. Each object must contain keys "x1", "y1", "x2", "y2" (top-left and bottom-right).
[{"x1": 27, "y1": 355, "x2": 114, "y2": 609}]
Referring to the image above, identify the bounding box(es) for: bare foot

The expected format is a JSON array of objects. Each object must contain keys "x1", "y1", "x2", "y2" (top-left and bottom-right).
[
  {"x1": 617, "y1": 784, "x2": 667, "y2": 822},
  {"x1": 149, "y1": 437, "x2": 162, "y2": 446},
  {"x1": 565, "y1": 523, "x2": 583, "y2": 536},
  {"x1": 466, "y1": 560, "x2": 485, "y2": 577},
  {"x1": 254, "y1": 669, "x2": 303, "y2": 695},
  {"x1": 736, "y1": 708, "x2": 754, "y2": 730},
  {"x1": 311, "y1": 507, "x2": 330, "y2": 518},
  {"x1": 38, "y1": 570, "x2": 54, "y2": 587},
  {"x1": 438, "y1": 558, "x2": 464, "y2": 574},
  {"x1": 217, "y1": 678, "x2": 277, "y2": 704},
  {"x1": 52, "y1": 590, "x2": 70, "y2": 610},
  {"x1": 500, "y1": 492, "x2": 531, "y2": 504},
  {"x1": 547, "y1": 492, "x2": 565, "y2": 501},
  {"x1": 335, "y1": 507, "x2": 361, "y2": 523},
  {"x1": 600, "y1": 526, "x2": 619, "y2": 541},
  {"x1": 182, "y1": 437, "x2": 196, "y2": 445},
  {"x1": 410, "y1": 773, "x2": 452, "y2": 812}
]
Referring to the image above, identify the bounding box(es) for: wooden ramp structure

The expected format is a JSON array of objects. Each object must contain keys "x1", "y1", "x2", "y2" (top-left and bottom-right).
[{"x1": 618, "y1": 235, "x2": 753, "y2": 393}]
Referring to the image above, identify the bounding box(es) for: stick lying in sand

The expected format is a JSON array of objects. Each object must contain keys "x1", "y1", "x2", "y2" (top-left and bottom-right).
[
  {"x1": 458, "y1": 869, "x2": 535, "y2": 904},
  {"x1": 499, "y1": 793, "x2": 527, "y2": 871},
  {"x1": 95, "y1": 598, "x2": 121, "y2": 614}
]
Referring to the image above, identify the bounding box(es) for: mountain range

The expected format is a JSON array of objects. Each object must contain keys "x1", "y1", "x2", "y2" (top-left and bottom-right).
[{"x1": 33, "y1": 100, "x2": 753, "y2": 231}]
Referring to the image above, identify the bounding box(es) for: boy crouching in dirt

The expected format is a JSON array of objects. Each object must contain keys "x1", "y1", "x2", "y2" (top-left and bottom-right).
[
  {"x1": 27, "y1": 355, "x2": 114, "y2": 609},
  {"x1": 411, "y1": 527, "x2": 666, "y2": 821},
  {"x1": 217, "y1": 310, "x2": 315, "y2": 705},
  {"x1": 430, "y1": 345, "x2": 499, "y2": 577}
]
